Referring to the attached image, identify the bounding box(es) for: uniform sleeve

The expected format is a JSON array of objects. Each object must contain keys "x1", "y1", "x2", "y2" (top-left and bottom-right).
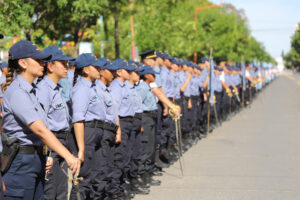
[
  {"x1": 71, "y1": 87, "x2": 90, "y2": 123},
  {"x1": 155, "y1": 73, "x2": 162, "y2": 88},
  {"x1": 220, "y1": 72, "x2": 225, "y2": 82},
  {"x1": 245, "y1": 70, "x2": 250, "y2": 77},
  {"x1": 59, "y1": 78, "x2": 71, "y2": 102},
  {"x1": 9, "y1": 90, "x2": 42, "y2": 126},
  {"x1": 149, "y1": 82, "x2": 158, "y2": 89},
  {"x1": 136, "y1": 84, "x2": 147, "y2": 102}
]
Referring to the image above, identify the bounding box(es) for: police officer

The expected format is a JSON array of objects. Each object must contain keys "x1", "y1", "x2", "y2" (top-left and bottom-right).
[
  {"x1": 2, "y1": 40, "x2": 81, "y2": 199},
  {"x1": 140, "y1": 51, "x2": 180, "y2": 166},
  {"x1": 124, "y1": 61, "x2": 152, "y2": 195},
  {"x1": 36, "y1": 46, "x2": 74, "y2": 200},
  {"x1": 93, "y1": 58, "x2": 121, "y2": 199},
  {"x1": 69, "y1": 53, "x2": 105, "y2": 200},
  {"x1": 136, "y1": 65, "x2": 162, "y2": 189},
  {"x1": 109, "y1": 59, "x2": 136, "y2": 199}
]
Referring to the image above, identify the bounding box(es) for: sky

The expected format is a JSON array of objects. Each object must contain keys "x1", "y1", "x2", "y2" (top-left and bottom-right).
[{"x1": 211, "y1": 0, "x2": 300, "y2": 58}]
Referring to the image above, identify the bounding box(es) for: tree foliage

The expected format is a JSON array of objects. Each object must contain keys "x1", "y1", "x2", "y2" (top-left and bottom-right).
[
  {"x1": 284, "y1": 23, "x2": 300, "y2": 68},
  {"x1": 0, "y1": 0, "x2": 274, "y2": 63}
]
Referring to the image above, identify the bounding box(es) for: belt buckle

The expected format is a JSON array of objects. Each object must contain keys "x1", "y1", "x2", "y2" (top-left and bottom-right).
[{"x1": 43, "y1": 145, "x2": 48, "y2": 156}]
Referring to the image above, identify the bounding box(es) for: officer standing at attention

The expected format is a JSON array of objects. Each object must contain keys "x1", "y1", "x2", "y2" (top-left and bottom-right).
[
  {"x1": 2, "y1": 40, "x2": 81, "y2": 199},
  {"x1": 69, "y1": 53, "x2": 105, "y2": 200},
  {"x1": 126, "y1": 61, "x2": 151, "y2": 195},
  {"x1": 109, "y1": 59, "x2": 136, "y2": 199},
  {"x1": 36, "y1": 46, "x2": 74, "y2": 200},
  {"x1": 136, "y1": 65, "x2": 162, "y2": 189},
  {"x1": 93, "y1": 58, "x2": 121, "y2": 199},
  {"x1": 140, "y1": 51, "x2": 180, "y2": 165}
]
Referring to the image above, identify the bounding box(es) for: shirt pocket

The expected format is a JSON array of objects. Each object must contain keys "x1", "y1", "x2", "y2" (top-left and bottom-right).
[
  {"x1": 121, "y1": 93, "x2": 131, "y2": 106},
  {"x1": 89, "y1": 94, "x2": 104, "y2": 113},
  {"x1": 51, "y1": 100, "x2": 67, "y2": 121}
]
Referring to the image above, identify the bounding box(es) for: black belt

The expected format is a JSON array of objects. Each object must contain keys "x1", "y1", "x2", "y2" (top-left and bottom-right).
[
  {"x1": 103, "y1": 121, "x2": 118, "y2": 132},
  {"x1": 174, "y1": 99, "x2": 181, "y2": 104},
  {"x1": 134, "y1": 113, "x2": 143, "y2": 120},
  {"x1": 143, "y1": 111, "x2": 157, "y2": 119},
  {"x1": 18, "y1": 145, "x2": 44, "y2": 155},
  {"x1": 191, "y1": 95, "x2": 198, "y2": 100},
  {"x1": 119, "y1": 116, "x2": 134, "y2": 122},
  {"x1": 52, "y1": 131, "x2": 69, "y2": 140},
  {"x1": 85, "y1": 120, "x2": 105, "y2": 128},
  {"x1": 183, "y1": 96, "x2": 189, "y2": 101}
]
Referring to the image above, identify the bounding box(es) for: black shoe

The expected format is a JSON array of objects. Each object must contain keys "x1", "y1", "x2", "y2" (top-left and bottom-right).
[
  {"x1": 123, "y1": 189, "x2": 135, "y2": 199},
  {"x1": 109, "y1": 192, "x2": 125, "y2": 200},
  {"x1": 152, "y1": 171, "x2": 163, "y2": 176},
  {"x1": 136, "y1": 177, "x2": 150, "y2": 188},
  {"x1": 149, "y1": 176, "x2": 161, "y2": 186},
  {"x1": 156, "y1": 157, "x2": 170, "y2": 168},
  {"x1": 131, "y1": 184, "x2": 150, "y2": 195}
]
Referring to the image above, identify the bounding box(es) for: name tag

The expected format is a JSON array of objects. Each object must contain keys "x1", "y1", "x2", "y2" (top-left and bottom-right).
[
  {"x1": 55, "y1": 103, "x2": 64, "y2": 109},
  {"x1": 92, "y1": 95, "x2": 98, "y2": 101}
]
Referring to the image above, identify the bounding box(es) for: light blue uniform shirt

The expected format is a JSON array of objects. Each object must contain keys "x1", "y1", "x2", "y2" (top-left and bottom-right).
[
  {"x1": 161, "y1": 66, "x2": 173, "y2": 98},
  {"x1": 110, "y1": 79, "x2": 135, "y2": 117},
  {"x1": 136, "y1": 80, "x2": 157, "y2": 111},
  {"x1": 225, "y1": 74, "x2": 232, "y2": 86},
  {"x1": 214, "y1": 74, "x2": 223, "y2": 92},
  {"x1": 0, "y1": 75, "x2": 6, "y2": 98},
  {"x1": 0, "y1": 75, "x2": 6, "y2": 85},
  {"x1": 95, "y1": 80, "x2": 118, "y2": 124},
  {"x1": 153, "y1": 66, "x2": 162, "y2": 88},
  {"x1": 71, "y1": 77, "x2": 106, "y2": 123},
  {"x1": 198, "y1": 72, "x2": 206, "y2": 88},
  {"x1": 126, "y1": 81, "x2": 143, "y2": 114},
  {"x1": 37, "y1": 76, "x2": 70, "y2": 132},
  {"x1": 2, "y1": 75, "x2": 47, "y2": 146},
  {"x1": 175, "y1": 71, "x2": 184, "y2": 99},
  {"x1": 190, "y1": 75, "x2": 200, "y2": 96},
  {"x1": 169, "y1": 71, "x2": 177, "y2": 98},
  {"x1": 59, "y1": 69, "x2": 74, "y2": 102},
  {"x1": 183, "y1": 72, "x2": 191, "y2": 97}
]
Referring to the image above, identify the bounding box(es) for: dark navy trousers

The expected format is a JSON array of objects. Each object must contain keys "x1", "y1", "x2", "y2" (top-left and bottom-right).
[
  {"x1": 69, "y1": 126, "x2": 103, "y2": 200},
  {"x1": 44, "y1": 139, "x2": 68, "y2": 200},
  {"x1": 110, "y1": 119, "x2": 133, "y2": 195},
  {"x1": 138, "y1": 115, "x2": 157, "y2": 175},
  {"x1": 3, "y1": 152, "x2": 46, "y2": 200}
]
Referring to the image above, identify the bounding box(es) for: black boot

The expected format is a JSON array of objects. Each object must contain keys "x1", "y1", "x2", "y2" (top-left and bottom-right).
[
  {"x1": 130, "y1": 178, "x2": 150, "y2": 195},
  {"x1": 143, "y1": 172, "x2": 161, "y2": 186},
  {"x1": 137, "y1": 175, "x2": 150, "y2": 188}
]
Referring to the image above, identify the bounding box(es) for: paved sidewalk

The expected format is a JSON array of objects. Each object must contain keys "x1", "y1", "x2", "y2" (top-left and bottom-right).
[{"x1": 136, "y1": 75, "x2": 300, "y2": 200}]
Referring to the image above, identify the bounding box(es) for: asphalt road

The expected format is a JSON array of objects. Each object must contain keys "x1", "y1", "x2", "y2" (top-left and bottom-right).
[{"x1": 136, "y1": 72, "x2": 300, "y2": 200}]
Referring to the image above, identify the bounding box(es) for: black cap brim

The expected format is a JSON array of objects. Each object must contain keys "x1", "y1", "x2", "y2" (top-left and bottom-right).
[{"x1": 31, "y1": 51, "x2": 52, "y2": 61}]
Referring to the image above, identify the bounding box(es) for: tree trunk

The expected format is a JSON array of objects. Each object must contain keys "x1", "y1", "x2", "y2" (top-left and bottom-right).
[
  {"x1": 114, "y1": 13, "x2": 120, "y2": 59},
  {"x1": 25, "y1": 30, "x2": 31, "y2": 41},
  {"x1": 73, "y1": 33, "x2": 79, "y2": 57},
  {"x1": 104, "y1": 15, "x2": 109, "y2": 41}
]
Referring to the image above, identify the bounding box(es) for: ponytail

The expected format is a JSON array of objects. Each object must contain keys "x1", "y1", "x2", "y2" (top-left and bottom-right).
[
  {"x1": 73, "y1": 68, "x2": 83, "y2": 86},
  {"x1": 2, "y1": 57, "x2": 19, "y2": 92}
]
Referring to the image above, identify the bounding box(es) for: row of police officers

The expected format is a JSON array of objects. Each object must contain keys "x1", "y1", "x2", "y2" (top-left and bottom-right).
[{"x1": 0, "y1": 40, "x2": 277, "y2": 200}]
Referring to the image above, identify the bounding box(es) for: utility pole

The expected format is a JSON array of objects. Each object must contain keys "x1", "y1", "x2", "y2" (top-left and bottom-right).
[
  {"x1": 130, "y1": 0, "x2": 136, "y2": 61},
  {"x1": 194, "y1": 3, "x2": 223, "y2": 63}
]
